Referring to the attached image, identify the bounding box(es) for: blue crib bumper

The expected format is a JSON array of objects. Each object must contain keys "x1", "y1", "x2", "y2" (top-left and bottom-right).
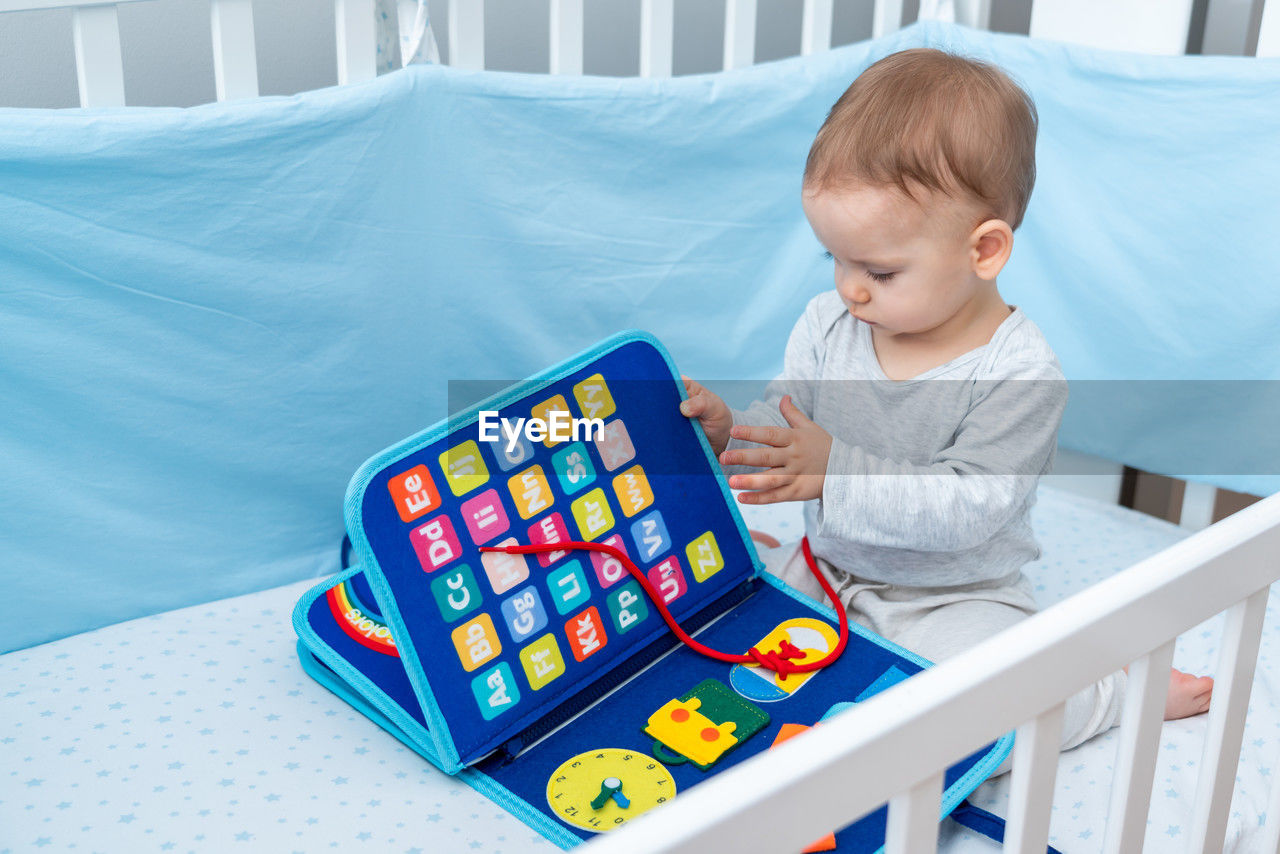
[{"x1": 2, "y1": 21, "x2": 1279, "y2": 650}]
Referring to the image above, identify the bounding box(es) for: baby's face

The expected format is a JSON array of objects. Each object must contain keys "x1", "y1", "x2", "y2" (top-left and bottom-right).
[{"x1": 802, "y1": 182, "x2": 987, "y2": 337}]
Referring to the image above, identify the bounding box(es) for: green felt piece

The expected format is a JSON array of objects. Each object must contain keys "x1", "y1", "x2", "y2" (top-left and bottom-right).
[
  {"x1": 643, "y1": 678, "x2": 770, "y2": 771},
  {"x1": 683, "y1": 678, "x2": 770, "y2": 736}
]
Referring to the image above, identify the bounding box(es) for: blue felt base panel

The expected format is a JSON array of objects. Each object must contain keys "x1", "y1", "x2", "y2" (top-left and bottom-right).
[{"x1": 295, "y1": 568, "x2": 1012, "y2": 851}]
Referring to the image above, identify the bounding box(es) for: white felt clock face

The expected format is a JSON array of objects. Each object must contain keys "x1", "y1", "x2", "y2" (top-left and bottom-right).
[{"x1": 545, "y1": 748, "x2": 676, "y2": 832}]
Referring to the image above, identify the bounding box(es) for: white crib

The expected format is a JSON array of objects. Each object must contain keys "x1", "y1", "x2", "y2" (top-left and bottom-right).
[{"x1": 4, "y1": 2, "x2": 1280, "y2": 853}]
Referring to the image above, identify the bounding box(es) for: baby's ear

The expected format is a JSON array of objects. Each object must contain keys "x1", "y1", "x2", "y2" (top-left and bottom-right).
[{"x1": 970, "y1": 218, "x2": 1014, "y2": 280}]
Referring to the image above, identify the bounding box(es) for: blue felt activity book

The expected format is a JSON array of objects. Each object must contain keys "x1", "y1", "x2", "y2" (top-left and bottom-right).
[{"x1": 293, "y1": 330, "x2": 1013, "y2": 850}]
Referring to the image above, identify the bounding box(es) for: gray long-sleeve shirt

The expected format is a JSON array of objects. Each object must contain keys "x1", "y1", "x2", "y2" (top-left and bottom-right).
[{"x1": 725, "y1": 290, "x2": 1068, "y2": 588}]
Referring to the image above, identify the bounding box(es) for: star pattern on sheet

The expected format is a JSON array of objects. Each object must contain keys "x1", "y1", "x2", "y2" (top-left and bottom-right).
[{"x1": 2, "y1": 486, "x2": 1278, "y2": 853}]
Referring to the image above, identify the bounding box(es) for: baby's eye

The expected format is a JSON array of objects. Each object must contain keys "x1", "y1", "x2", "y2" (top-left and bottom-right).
[
  {"x1": 822, "y1": 251, "x2": 833, "y2": 260},
  {"x1": 866, "y1": 270, "x2": 896, "y2": 283}
]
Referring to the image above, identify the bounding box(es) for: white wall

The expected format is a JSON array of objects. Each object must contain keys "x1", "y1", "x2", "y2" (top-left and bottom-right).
[{"x1": 0, "y1": 0, "x2": 1258, "y2": 109}]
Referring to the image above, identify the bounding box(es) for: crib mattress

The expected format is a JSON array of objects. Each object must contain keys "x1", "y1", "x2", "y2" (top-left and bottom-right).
[{"x1": 3, "y1": 485, "x2": 1275, "y2": 853}]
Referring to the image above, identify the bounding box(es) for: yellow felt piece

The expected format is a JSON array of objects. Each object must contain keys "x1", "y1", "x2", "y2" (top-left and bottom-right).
[
  {"x1": 645, "y1": 698, "x2": 739, "y2": 767},
  {"x1": 546, "y1": 748, "x2": 676, "y2": 833}
]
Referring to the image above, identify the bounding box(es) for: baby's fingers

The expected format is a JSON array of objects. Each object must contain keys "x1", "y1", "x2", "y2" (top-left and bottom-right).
[
  {"x1": 679, "y1": 392, "x2": 704, "y2": 418},
  {"x1": 680, "y1": 375, "x2": 704, "y2": 417},
  {"x1": 729, "y1": 473, "x2": 792, "y2": 492},
  {"x1": 736, "y1": 486, "x2": 794, "y2": 505}
]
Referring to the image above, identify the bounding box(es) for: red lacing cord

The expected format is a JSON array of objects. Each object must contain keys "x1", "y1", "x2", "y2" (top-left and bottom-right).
[{"x1": 478, "y1": 535, "x2": 847, "y2": 680}]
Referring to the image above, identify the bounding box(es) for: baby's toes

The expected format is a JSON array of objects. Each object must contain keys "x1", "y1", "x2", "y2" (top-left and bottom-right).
[{"x1": 1165, "y1": 672, "x2": 1214, "y2": 720}]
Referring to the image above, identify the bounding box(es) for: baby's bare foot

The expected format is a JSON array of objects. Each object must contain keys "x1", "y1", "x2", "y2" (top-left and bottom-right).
[
  {"x1": 1164, "y1": 668, "x2": 1214, "y2": 720},
  {"x1": 1121, "y1": 666, "x2": 1214, "y2": 720}
]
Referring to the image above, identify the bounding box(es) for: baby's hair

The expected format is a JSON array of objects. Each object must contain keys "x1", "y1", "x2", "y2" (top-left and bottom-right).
[{"x1": 804, "y1": 48, "x2": 1038, "y2": 231}]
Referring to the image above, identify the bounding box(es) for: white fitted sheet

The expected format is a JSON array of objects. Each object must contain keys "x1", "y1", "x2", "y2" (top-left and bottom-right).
[{"x1": 4, "y1": 485, "x2": 1275, "y2": 853}]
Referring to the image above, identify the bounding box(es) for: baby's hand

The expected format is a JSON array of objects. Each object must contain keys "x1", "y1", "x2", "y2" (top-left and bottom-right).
[
  {"x1": 679, "y1": 375, "x2": 734, "y2": 455},
  {"x1": 718, "y1": 395, "x2": 831, "y2": 504}
]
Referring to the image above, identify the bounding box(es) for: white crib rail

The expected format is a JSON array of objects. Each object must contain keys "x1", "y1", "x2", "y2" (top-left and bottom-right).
[
  {"x1": 581, "y1": 492, "x2": 1280, "y2": 853},
  {"x1": 3, "y1": 0, "x2": 1274, "y2": 126}
]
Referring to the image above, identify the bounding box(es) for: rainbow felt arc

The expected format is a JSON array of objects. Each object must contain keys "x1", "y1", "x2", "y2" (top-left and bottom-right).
[{"x1": 326, "y1": 580, "x2": 399, "y2": 657}]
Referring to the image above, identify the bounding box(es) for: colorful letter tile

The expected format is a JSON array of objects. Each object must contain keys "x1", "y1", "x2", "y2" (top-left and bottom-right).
[
  {"x1": 589, "y1": 534, "x2": 629, "y2": 589},
  {"x1": 480, "y1": 537, "x2": 531, "y2": 594},
  {"x1": 528, "y1": 512, "x2": 569, "y2": 567},
  {"x1": 566, "y1": 606, "x2": 608, "y2": 662},
  {"x1": 646, "y1": 556, "x2": 687, "y2": 605},
  {"x1": 594, "y1": 418, "x2": 636, "y2": 471},
  {"x1": 611, "y1": 464, "x2": 653, "y2": 517},
  {"x1": 685, "y1": 531, "x2": 724, "y2": 583},
  {"x1": 606, "y1": 581, "x2": 649, "y2": 635},
  {"x1": 519, "y1": 633, "x2": 566, "y2": 691},
  {"x1": 550, "y1": 442, "x2": 596, "y2": 495},
  {"x1": 429, "y1": 564, "x2": 483, "y2": 623},
  {"x1": 572, "y1": 373, "x2": 616, "y2": 421},
  {"x1": 507, "y1": 464, "x2": 553, "y2": 520},
  {"x1": 531, "y1": 394, "x2": 573, "y2": 447},
  {"x1": 410, "y1": 514, "x2": 462, "y2": 573},
  {"x1": 438, "y1": 439, "x2": 489, "y2": 497},
  {"x1": 387, "y1": 464, "x2": 441, "y2": 523},
  {"x1": 546, "y1": 560, "x2": 591, "y2": 616},
  {"x1": 629, "y1": 509, "x2": 670, "y2": 563},
  {"x1": 494, "y1": 433, "x2": 535, "y2": 472},
  {"x1": 571, "y1": 487, "x2": 615, "y2": 541},
  {"x1": 471, "y1": 662, "x2": 520, "y2": 720},
  {"x1": 460, "y1": 487, "x2": 509, "y2": 545},
  {"x1": 451, "y1": 614, "x2": 501, "y2": 672},
  {"x1": 500, "y1": 586, "x2": 548, "y2": 644}
]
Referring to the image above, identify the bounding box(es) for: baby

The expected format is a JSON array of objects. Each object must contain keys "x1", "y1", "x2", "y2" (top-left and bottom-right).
[{"x1": 679, "y1": 48, "x2": 1212, "y2": 756}]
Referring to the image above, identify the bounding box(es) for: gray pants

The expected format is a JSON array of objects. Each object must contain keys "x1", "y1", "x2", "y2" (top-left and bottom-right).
[{"x1": 762, "y1": 540, "x2": 1126, "y2": 773}]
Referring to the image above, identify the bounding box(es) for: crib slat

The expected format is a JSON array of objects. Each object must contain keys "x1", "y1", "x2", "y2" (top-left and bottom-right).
[
  {"x1": 639, "y1": 0, "x2": 673, "y2": 77},
  {"x1": 448, "y1": 0, "x2": 484, "y2": 69},
  {"x1": 1180, "y1": 480, "x2": 1218, "y2": 530},
  {"x1": 639, "y1": 0, "x2": 674, "y2": 77},
  {"x1": 1190, "y1": 586, "x2": 1270, "y2": 852},
  {"x1": 1262, "y1": 737, "x2": 1280, "y2": 851},
  {"x1": 722, "y1": 0, "x2": 755, "y2": 70},
  {"x1": 72, "y1": 4, "x2": 125, "y2": 107},
  {"x1": 954, "y1": 0, "x2": 992, "y2": 29},
  {"x1": 210, "y1": 0, "x2": 259, "y2": 101},
  {"x1": 1102, "y1": 639, "x2": 1175, "y2": 854},
  {"x1": 549, "y1": 0, "x2": 583, "y2": 75},
  {"x1": 872, "y1": 0, "x2": 904, "y2": 38},
  {"x1": 1004, "y1": 703, "x2": 1065, "y2": 854},
  {"x1": 884, "y1": 772, "x2": 943, "y2": 854},
  {"x1": 1256, "y1": 0, "x2": 1280, "y2": 58},
  {"x1": 800, "y1": 0, "x2": 832, "y2": 55},
  {"x1": 1028, "y1": 0, "x2": 1195, "y2": 56},
  {"x1": 335, "y1": 0, "x2": 376, "y2": 84}
]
